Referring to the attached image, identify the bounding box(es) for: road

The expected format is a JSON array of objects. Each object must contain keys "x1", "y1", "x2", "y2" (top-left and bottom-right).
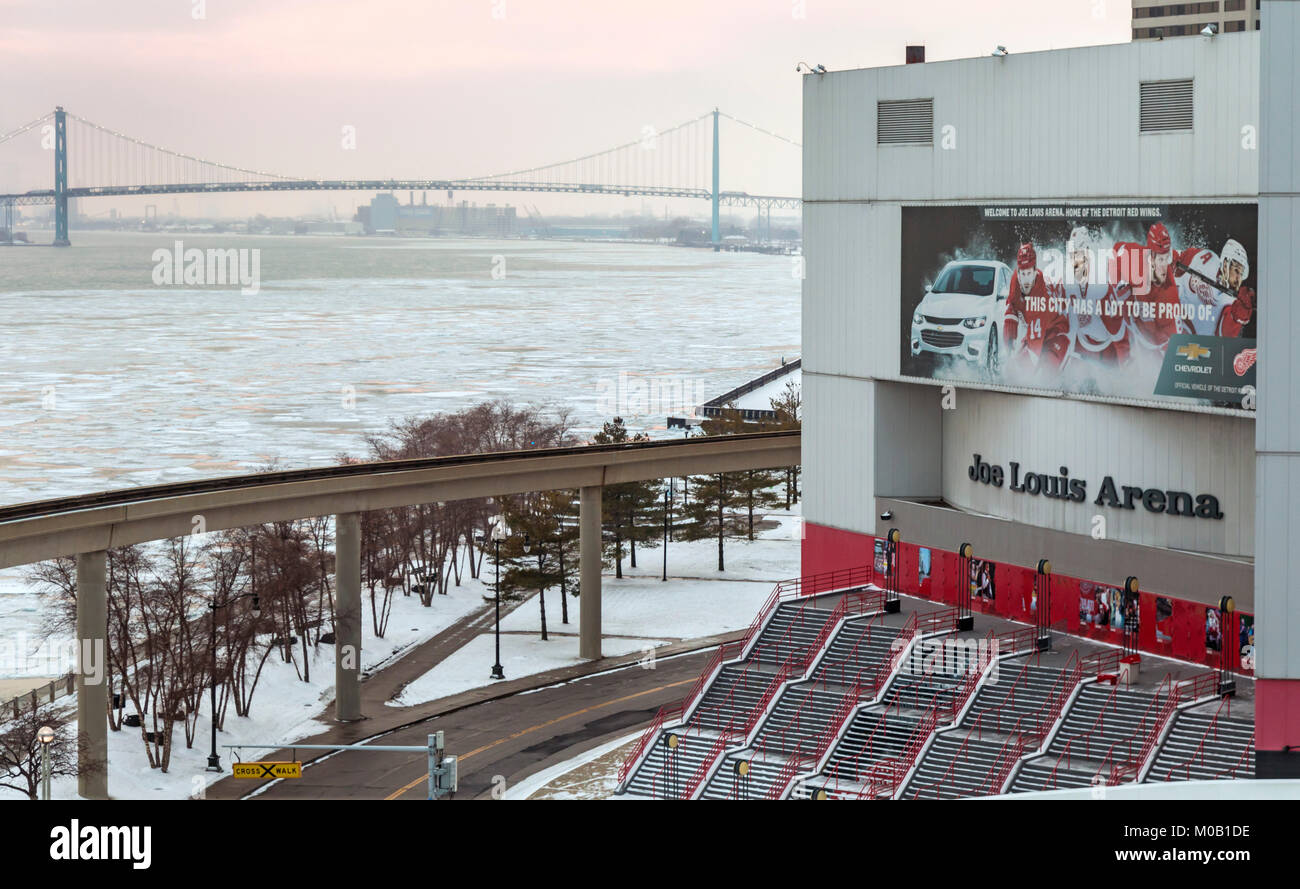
[{"x1": 244, "y1": 647, "x2": 712, "y2": 799}]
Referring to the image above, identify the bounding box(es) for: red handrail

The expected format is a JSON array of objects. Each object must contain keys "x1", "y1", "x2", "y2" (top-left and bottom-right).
[
  {"x1": 1064, "y1": 679, "x2": 1125, "y2": 761},
  {"x1": 1209, "y1": 738, "x2": 1254, "y2": 781},
  {"x1": 968, "y1": 658, "x2": 1037, "y2": 739},
  {"x1": 689, "y1": 656, "x2": 784, "y2": 734},
  {"x1": 907, "y1": 728, "x2": 980, "y2": 800},
  {"x1": 998, "y1": 625, "x2": 1038, "y2": 655},
  {"x1": 773, "y1": 564, "x2": 875, "y2": 599},
  {"x1": 741, "y1": 587, "x2": 783, "y2": 650},
  {"x1": 977, "y1": 734, "x2": 1029, "y2": 796},
  {"x1": 860, "y1": 705, "x2": 940, "y2": 798},
  {"x1": 1023, "y1": 651, "x2": 1082, "y2": 745},
  {"x1": 618, "y1": 703, "x2": 679, "y2": 784},
  {"x1": 1081, "y1": 648, "x2": 1122, "y2": 678},
  {"x1": 765, "y1": 752, "x2": 815, "y2": 800},
  {"x1": 647, "y1": 738, "x2": 697, "y2": 799},
  {"x1": 1107, "y1": 681, "x2": 1182, "y2": 785},
  {"x1": 945, "y1": 629, "x2": 997, "y2": 722},
  {"x1": 1160, "y1": 695, "x2": 1232, "y2": 782},
  {"x1": 819, "y1": 695, "x2": 919, "y2": 790},
  {"x1": 818, "y1": 610, "x2": 886, "y2": 686},
  {"x1": 683, "y1": 641, "x2": 745, "y2": 716},
  {"x1": 619, "y1": 566, "x2": 882, "y2": 792},
  {"x1": 763, "y1": 674, "x2": 870, "y2": 799},
  {"x1": 917, "y1": 606, "x2": 962, "y2": 635},
  {"x1": 1042, "y1": 673, "x2": 1172, "y2": 788},
  {"x1": 867, "y1": 611, "x2": 918, "y2": 695},
  {"x1": 681, "y1": 660, "x2": 794, "y2": 798},
  {"x1": 678, "y1": 731, "x2": 739, "y2": 799},
  {"x1": 1176, "y1": 669, "x2": 1219, "y2": 702}
]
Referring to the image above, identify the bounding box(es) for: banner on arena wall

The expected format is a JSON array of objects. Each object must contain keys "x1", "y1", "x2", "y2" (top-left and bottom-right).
[{"x1": 899, "y1": 203, "x2": 1258, "y2": 411}]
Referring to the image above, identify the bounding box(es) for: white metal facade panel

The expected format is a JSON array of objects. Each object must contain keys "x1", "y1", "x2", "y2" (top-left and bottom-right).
[
  {"x1": 941, "y1": 389, "x2": 1254, "y2": 557},
  {"x1": 801, "y1": 201, "x2": 900, "y2": 381},
  {"x1": 1254, "y1": 0, "x2": 1299, "y2": 679},
  {"x1": 802, "y1": 34, "x2": 1259, "y2": 204},
  {"x1": 802, "y1": 371, "x2": 876, "y2": 535},
  {"x1": 802, "y1": 34, "x2": 1263, "y2": 562}
]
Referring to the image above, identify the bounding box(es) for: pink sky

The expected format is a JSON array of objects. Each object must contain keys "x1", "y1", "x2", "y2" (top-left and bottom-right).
[{"x1": 2, "y1": 0, "x2": 1129, "y2": 217}]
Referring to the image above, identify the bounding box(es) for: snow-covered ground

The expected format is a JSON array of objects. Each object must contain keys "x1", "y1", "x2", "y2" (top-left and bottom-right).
[
  {"x1": 5, "y1": 505, "x2": 801, "y2": 799},
  {"x1": 395, "y1": 633, "x2": 663, "y2": 705},
  {"x1": 395, "y1": 505, "x2": 802, "y2": 705},
  {"x1": 1, "y1": 578, "x2": 486, "y2": 800},
  {"x1": 502, "y1": 729, "x2": 642, "y2": 800}
]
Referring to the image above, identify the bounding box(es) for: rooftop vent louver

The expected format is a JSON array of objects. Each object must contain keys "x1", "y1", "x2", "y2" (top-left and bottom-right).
[
  {"x1": 1140, "y1": 79, "x2": 1194, "y2": 132},
  {"x1": 877, "y1": 99, "x2": 933, "y2": 145}
]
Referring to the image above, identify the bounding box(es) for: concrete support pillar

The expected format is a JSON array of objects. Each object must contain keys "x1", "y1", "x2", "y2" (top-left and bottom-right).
[
  {"x1": 76, "y1": 550, "x2": 108, "y2": 799},
  {"x1": 334, "y1": 512, "x2": 363, "y2": 722},
  {"x1": 579, "y1": 485, "x2": 602, "y2": 660}
]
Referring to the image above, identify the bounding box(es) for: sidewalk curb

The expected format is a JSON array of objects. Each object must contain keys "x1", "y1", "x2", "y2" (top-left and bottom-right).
[{"x1": 207, "y1": 628, "x2": 744, "y2": 800}]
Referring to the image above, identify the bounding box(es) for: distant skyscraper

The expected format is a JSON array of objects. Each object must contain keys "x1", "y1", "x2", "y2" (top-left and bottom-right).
[{"x1": 1132, "y1": 0, "x2": 1260, "y2": 40}]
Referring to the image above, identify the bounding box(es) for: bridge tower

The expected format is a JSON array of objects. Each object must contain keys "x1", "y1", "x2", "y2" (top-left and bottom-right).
[
  {"x1": 711, "y1": 108, "x2": 720, "y2": 251},
  {"x1": 53, "y1": 106, "x2": 70, "y2": 247}
]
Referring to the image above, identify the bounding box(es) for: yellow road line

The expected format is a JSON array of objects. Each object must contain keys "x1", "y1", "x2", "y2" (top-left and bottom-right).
[{"x1": 384, "y1": 677, "x2": 693, "y2": 799}]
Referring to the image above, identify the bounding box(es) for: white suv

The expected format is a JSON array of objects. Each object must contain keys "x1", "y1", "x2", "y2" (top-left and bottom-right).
[{"x1": 909, "y1": 259, "x2": 1012, "y2": 372}]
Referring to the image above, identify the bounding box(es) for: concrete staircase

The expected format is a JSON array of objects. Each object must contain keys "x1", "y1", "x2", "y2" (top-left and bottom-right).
[
  {"x1": 1147, "y1": 709, "x2": 1255, "y2": 782},
  {"x1": 1010, "y1": 683, "x2": 1165, "y2": 793},
  {"x1": 748, "y1": 601, "x2": 838, "y2": 668},
  {"x1": 622, "y1": 731, "x2": 718, "y2": 799},
  {"x1": 903, "y1": 734, "x2": 1010, "y2": 799}
]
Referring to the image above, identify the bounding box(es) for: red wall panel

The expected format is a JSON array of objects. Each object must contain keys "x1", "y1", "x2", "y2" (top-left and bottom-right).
[{"x1": 801, "y1": 521, "x2": 1253, "y2": 674}]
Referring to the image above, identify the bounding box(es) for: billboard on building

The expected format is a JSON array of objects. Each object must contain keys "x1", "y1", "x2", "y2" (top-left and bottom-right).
[{"x1": 900, "y1": 204, "x2": 1258, "y2": 411}]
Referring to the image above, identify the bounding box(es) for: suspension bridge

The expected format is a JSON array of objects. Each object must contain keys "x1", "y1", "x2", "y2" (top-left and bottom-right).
[{"x1": 0, "y1": 107, "x2": 801, "y2": 247}]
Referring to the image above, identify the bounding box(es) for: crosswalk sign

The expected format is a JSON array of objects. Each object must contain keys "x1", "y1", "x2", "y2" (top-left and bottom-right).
[{"x1": 231, "y1": 761, "x2": 302, "y2": 779}]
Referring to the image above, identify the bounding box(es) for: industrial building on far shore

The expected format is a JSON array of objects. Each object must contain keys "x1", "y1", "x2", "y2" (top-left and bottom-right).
[{"x1": 356, "y1": 192, "x2": 517, "y2": 237}]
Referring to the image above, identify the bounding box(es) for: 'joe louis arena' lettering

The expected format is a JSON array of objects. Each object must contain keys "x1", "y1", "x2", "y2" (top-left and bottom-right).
[{"x1": 967, "y1": 453, "x2": 1223, "y2": 519}]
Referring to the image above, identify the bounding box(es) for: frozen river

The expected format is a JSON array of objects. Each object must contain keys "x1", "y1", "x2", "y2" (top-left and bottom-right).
[{"x1": 0, "y1": 231, "x2": 800, "y2": 652}]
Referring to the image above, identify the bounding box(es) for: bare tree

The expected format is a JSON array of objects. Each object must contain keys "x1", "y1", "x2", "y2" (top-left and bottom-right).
[{"x1": 0, "y1": 702, "x2": 92, "y2": 799}]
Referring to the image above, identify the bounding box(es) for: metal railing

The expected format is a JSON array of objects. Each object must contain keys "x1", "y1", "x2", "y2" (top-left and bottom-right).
[
  {"x1": 1176, "y1": 669, "x2": 1219, "y2": 702},
  {"x1": 1081, "y1": 648, "x2": 1123, "y2": 678},
  {"x1": 861, "y1": 706, "x2": 940, "y2": 799},
  {"x1": 977, "y1": 734, "x2": 1029, "y2": 796},
  {"x1": 1107, "y1": 679, "x2": 1182, "y2": 785},
  {"x1": 5, "y1": 672, "x2": 76, "y2": 719},
  {"x1": 680, "y1": 660, "x2": 794, "y2": 798},
  {"x1": 1210, "y1": 739, "x2": 1255, "y2": 781},
  {"x1": 1159, "y1": 695, "x2": 1249, "y2": 783},
  {"x1": 772, "y1": 564, "x2": 874, "y2": 599}
]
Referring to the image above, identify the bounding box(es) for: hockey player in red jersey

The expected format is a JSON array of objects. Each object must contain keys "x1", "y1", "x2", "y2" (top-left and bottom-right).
[
  {"x1": 1173, "y1": 238, "x2": 1256, "y2": 337},
  {"x1": 1110, "y1": 222, "x2": 1184, "y2": 360},
  {"x1": 1003, "y1": 242, "x2": 1070, "y2": 372},
  {"x1": 1062, "y1": 226, "x2": 1127, "y2": 366}
]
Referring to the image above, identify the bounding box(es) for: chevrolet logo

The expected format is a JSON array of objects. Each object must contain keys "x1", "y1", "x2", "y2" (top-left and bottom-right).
[{"x1": 1177, "y1": 343, "x2": 1211, "y2": 360}]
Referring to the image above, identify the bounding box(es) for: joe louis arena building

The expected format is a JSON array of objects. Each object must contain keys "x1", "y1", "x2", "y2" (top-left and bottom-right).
[{"x1": 616, "y1": 4, "x2": 1298, "y2": 800}]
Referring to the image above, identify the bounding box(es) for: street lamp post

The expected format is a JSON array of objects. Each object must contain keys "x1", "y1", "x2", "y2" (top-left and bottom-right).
[
  {"x1": 558, "y1": 525, "x2": 569, "y2": 625},
  {"x1": 489, "y1": 520, "x2": 507, "y2": 680},
  {"x1": 37, "y1": 724, "x2": 54, "y2": 800},
  {"x1": 662, "y1": 482, "x2": 672, "y2": 582},
  {"x1": 207, "y1": 585, "x2": 260, "y2": 772}
]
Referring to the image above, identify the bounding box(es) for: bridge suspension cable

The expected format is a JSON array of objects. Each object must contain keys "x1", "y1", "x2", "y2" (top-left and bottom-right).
[
  {"x1": 66, "y1": 113, "x2": 300, "y2": 188},
  {"x1": 0, "y1": 114, "x2": 54, "y2": 146},
  {"x1": 464, "y1": 111, "x2": 715, "y2": 193},
  {"x1": 716, "y1": 111, "x2": 801, "y2": 148}
]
